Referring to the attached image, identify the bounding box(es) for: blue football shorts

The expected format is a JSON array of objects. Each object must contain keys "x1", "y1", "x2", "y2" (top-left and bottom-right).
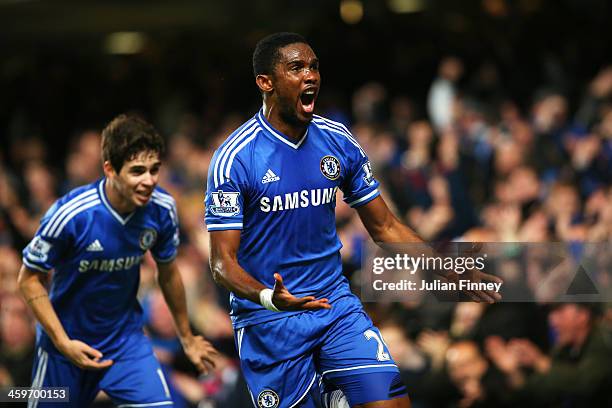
[
  {"x1": 28, "y1": 332, "x2": 173, "y2": 408},
  {"x1": 235, "y1": 293, "x2": 400, "y2": 408}
]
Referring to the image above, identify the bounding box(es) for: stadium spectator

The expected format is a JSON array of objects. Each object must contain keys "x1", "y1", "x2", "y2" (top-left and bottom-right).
[
  {"x1": 486, "y1": 303, "x2": 612, "y2": 407},
  {"x1": 428, "y1": 57, "x2": 464, "y2": 131},
  {"x1": 0, "y1": 293, "x2": 35, "y2": 387},
  {"x1": 445, "y1": 340, "x2": 509, "y2": 408}
]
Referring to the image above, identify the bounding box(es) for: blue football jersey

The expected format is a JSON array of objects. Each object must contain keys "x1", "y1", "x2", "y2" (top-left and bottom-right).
[
  {"x1": 205, "y1": 111, "x2": 379, "y2": 328},
  {"x1": 22, "y1": 179, "x2": 179, "y2": 357}
]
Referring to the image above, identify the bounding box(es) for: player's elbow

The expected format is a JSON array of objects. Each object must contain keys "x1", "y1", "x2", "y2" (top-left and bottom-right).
[
  {"x1": 211, "y1": 265, "x2": 232, "y2": 290},
  {"x1": 209, "y1": 237, "x2": 240, "y2": 289},
  {"x1": 209, "y1": 256, "x2": 229, "y2": 287},
  {"x1": 210, "y1": 264, "x2": 223, "y2": 285}
]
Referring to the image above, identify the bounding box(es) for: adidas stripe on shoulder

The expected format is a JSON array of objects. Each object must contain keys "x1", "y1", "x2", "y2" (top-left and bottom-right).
[
  {"x1": 312, "y1": 115, "x2": 365, "y2": 157},
  {"x1": 212, "y1": 119, "x2": 261, "y2": 188},
  {"x1": 41, "y1": 189, "x2": 100, "y2": 238},
  {"x1": 152, "y1": 190, "x2": 179, "y2": 227}
]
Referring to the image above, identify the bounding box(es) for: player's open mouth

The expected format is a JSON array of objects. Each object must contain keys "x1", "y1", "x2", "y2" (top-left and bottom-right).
[
  {"x1": 136, "y1": 191, "x2": 152, "y2": 201},
  {"x1": 300, "y1": 88, "x2": 317, "y2": 114}
]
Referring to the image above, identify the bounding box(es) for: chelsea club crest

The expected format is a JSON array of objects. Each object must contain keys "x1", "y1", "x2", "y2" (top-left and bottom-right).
[
  {"x1": 257, "y1": 389, "x2": 280, "y2": 408},
  {"x1": 320, "y1": 155, "x2": 341, "y2": 180},
  {"x1": 139, "y1": 228, "x2": 158, "y2": 251}
]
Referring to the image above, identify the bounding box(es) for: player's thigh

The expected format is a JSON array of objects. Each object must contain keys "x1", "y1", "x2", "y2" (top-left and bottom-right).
[
  {"x1": 321, "y1": 371, "x2": 409, "y2": 408},
  {"x1": 318, "y1": 312, "x2": 409, "y2": 406},
  {"x1": 29, "y1": 347, "x2": 102, "y2": 408},
  {"x1": 99, "y1": 351, "x2": 173, "y2": 407},
  {"x1": 319, "y1": 311, "x2": 398, "y2": 378},
  {"x1": 236, "y1": 317, "x2": 324, "y2": 408}
]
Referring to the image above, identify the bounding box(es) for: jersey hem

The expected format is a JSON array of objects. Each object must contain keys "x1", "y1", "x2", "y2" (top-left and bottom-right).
[
  {"x1": 231, "y1": 309, "x2": 305, "y2": 329},
  {"x1": 37, "y1": 326, "x2": 150, "y2": 361},
  {"x1": 22, "y1": 258, "x2": 50, "y2": 273},
  {"x1": 206, "y1": 222, "x2": 243, "y2": 231},
  {"x1": 152, "y1": 253, "x2": 177, "y2": 264},
  {"x1": 347, "y1": 189, "x2": 380, "y2": 208}
]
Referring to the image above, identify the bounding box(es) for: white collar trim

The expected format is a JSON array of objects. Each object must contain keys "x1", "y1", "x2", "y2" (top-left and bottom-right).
[
  {"x1": 257, "y1": 110, "x2": 308, "y2": 149},
  {"x1": 98, "y1": 180, "x2": 135, "y2": 225}
]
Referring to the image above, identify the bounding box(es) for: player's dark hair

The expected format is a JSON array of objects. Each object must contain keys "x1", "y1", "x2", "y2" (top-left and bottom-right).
[
  {"x1": 101, "y1": 114, "x2": 165, "y2": 172},
  {"x1": 252, "y1": 32, "x2": 309, "y2": 77}
]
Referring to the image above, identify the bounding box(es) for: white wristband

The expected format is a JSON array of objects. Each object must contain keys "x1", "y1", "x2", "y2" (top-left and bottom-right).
[{"x1": 259, "y1": 288, "x2": 280, "y2": 312}]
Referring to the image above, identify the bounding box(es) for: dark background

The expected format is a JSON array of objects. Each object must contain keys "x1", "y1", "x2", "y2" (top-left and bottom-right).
[{"x1": 1, "y1": 0, "x2": 611, "y2": 160}]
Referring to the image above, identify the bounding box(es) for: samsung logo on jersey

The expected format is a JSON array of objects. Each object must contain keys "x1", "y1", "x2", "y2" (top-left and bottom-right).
[
  {"x1": 78, "y1": 255, "x2": 144, "y2": 273},
  {"x1": 260, "y1": 187, "x2": 338, "y2": 213}
]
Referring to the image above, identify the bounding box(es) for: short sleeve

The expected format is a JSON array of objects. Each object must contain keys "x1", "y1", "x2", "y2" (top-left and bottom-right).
[
  {"x1": 205, "y1": 151, "x2": 248, "y2": 231},
  {"x1": 151, "y1": 192, "x2": 180, "y2": 263},
  {"x1": 341, "y1": 135, "x2": 380, "y2": 208},
  {"x1": 22, "y1": 201, "x2": 74, "y2": 273}
]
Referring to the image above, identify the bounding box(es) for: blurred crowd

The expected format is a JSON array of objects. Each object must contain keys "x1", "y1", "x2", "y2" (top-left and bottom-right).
[{"x1": 1, "y1": 55, "x2": 612, "y2": 407}]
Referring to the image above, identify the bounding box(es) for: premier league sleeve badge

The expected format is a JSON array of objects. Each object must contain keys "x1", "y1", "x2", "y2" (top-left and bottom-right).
[{"x1": 210, "y1": 190, "x2": 241, "y2": 217}]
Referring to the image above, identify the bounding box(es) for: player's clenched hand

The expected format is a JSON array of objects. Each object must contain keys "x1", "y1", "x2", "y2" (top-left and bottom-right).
[
  {"x1": 272, "y1": 273, "x2": 331, "y2": 311},
  {"x1": 57, "y1": 339, "x2": 113, "y2": 370},
  {"x1": 181, "y1": 335, "x2": 219, "y2": 374}
]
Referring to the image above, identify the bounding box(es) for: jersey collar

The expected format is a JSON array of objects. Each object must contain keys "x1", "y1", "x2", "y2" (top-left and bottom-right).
[
  {"x1": 257, "y1": 109, "x2": 308, "y2": 149},
  {"x1": 98, "y1": 179, "x2": 136, "y2": 225}
]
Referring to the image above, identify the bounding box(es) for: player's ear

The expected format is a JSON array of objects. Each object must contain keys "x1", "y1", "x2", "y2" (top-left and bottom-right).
[
  {"x1": 256, "y1": 74, "x2": 274, "y2": 93},
  {"x1": 102, "y1": 161, "x2": 117, "y2": 178}
]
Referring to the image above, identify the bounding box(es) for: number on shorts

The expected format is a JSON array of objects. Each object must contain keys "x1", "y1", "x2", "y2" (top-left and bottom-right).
[{"x1": 364, "y1": 329, "x2": 390, "y2": 361}]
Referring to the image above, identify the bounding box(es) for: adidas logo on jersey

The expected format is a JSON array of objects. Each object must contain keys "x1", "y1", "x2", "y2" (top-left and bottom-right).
[
  {"x1": 86, "y1": 239, "x2": 104, "y2": 252},
  {"x1": 262, "y1": 169, "x2": 280, "y2": 184}
]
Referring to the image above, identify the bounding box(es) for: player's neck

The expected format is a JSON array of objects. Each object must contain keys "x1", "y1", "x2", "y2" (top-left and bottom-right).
[
  {"x1": 104, "y1": 179, "x2": 136, "y2": 215},
  {"x1": 262, "y1": 102, "x2": 307, "y2": 142}
]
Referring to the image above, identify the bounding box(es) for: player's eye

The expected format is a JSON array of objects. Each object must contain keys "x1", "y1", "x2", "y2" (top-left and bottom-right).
[{"x1": 130, "y1": 168, "x2": 146, "y2": 175}]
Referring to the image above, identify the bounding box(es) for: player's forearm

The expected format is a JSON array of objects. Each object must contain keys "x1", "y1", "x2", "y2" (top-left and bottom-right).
[
  {"x1": 375, "y1": 216, "x2": 424, "y2": 244},
  {"x1": 210, "y1": 254, "x2": 266, "y2": 304},
  {"x1": 156, "y1": 262, "x2": 193, "y2": 340},
  {"x1": 17, "y1": 266, "x2": 71, "y2": 349},
  {"x1": 367, "y1": 215, "x2": 454, "y2": 278},
  {"x1": 359, "y1": 198, "x2": 424, "y2": 244}
]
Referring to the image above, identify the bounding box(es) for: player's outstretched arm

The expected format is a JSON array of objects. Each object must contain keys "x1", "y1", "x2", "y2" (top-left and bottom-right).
[
  {"x1": 356, "y1": 196, "x2": 424, "y2": 244},
  {"x1": 156, "y1": 260, "x2": 219, "y2": 373},
  {"x1": 17, "y1": 265, "x2": 113, "y2": 370},
  {"x1": 209, "y1": 230, "x2": 330, "y2": 311},
  {"x1": 356, "y1": 196, "x2": 501, "y2": 303}
]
